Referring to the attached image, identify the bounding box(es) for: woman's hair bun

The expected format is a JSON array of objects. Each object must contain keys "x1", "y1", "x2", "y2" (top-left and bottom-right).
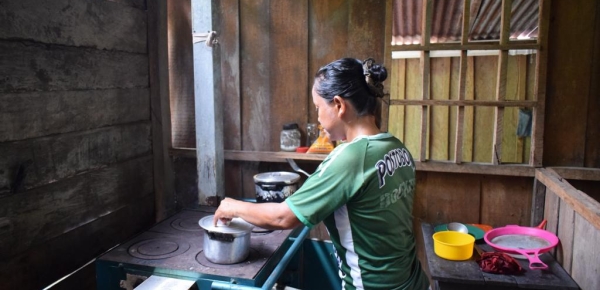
[
  {"x1": 369, "y1": 63, "x2": 388, "y2": 83},
  {"x1": 363, "y1": 58, "x2": 387, "y2": 98}
]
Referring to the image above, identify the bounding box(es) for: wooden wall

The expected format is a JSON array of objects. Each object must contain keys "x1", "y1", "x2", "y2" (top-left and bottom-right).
[
  {"x1": 0, "y1": 0, "x2": 154, "y2": 289},
  {"x1": 213, "y1": 0, "x2": 387, "y2": 201},
  {"x1": 536, "y1": 169, "x2": 600, "y2": 290},
  {"x1": 545, "y1": 0, "x2": 600, "y2": 168},
  {"x1": 170, "y1": 0, "x2": 599, "y2": 237}
]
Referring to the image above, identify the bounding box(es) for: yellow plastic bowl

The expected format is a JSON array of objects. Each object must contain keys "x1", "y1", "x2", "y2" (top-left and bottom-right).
[{"x1": 432, "y1": 231, "x2": 475, "y2": 261}]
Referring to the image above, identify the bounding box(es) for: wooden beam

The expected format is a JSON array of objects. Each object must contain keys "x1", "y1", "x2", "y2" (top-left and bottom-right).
[
  {"x1": 530, "y1": 0, "x2": 551, "y2": 167},
  {"x1": 147, "y1": 0, "x2": 175, "y2": 220},
  {"x1": 549, "y1": 166, "x2": 600, "y2": 181},
  {"x1": 390, "y1": 99, "x2": 536, "y2": 107},
  {"x1": 454, "y1": 51, "x2": 467, "y2": 164},
  {"x1": 390, "y1": 42, "x2": 539, "y2": 52},
  {"x1": 419, "y1": 0, "x2": 433, "y2": 162},
  {"x1": 191, "y1": 1, "x2": 224, "y2": 205},
  {"x1": 536, "y1": 168, "x2": 600, "y2": 231},
  {"x1": 382, "y1": 0, "x2": 394, "y2": 133},
  {"x1": 492, "y1": 0, "x2": 512, "y2": 165}
]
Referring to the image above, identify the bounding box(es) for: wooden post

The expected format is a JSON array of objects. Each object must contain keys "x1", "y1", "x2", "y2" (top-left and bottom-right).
[
  {"x1": 191, "y1": 0, "x2": 224, "y2": 206},
  {"x1": 420, "y1": 0, "x2": 433, "y2": 161}
]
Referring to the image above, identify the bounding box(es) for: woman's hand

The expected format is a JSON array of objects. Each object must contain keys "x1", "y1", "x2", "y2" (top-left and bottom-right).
[{"x1": 213, "y1": 197, "x2": 239, "y2": 226}]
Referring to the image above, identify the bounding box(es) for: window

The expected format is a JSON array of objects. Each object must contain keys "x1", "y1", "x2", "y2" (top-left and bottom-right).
[{"x1": 384, "y1": 0, "x2": 549, "y2": 171}]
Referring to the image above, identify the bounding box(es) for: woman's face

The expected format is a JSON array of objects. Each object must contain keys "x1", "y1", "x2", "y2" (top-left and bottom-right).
[{"x1": 312, "y1": 85, "x2": 344, "y2": 141}]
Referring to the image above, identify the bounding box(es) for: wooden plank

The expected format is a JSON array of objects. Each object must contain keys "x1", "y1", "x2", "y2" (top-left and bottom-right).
[
  {"x1": 585, "y1": 0, "x2": 600, "y2": 168},
  {"x1": 0, "y1": 123, "x2": 152, "y2": 196},
  {"x1": 217, "y1": 0, "x2": 243, "y2": 199},
  {"x1": 491, "y1": 0, "x2": 510, "y2": 165},
  {"x1": 390, "y1": 42, "x2": 539, "y2": 51},
  {"x1": 463, "y1": 57, "x2": 475, "y2": 162},
  {"x1": 240, "y1": 0, "x2": 272, "y2": 197},
  {"x1": 389, "y1": 99, "x2": 536, "y2": 107},
  {"x1": 419, "y1": 0, "x2": 432, "y2": 161},
  {"x1": 174, "y1": 148, "x2": 537, "y2": 176},
  {"x1": 240, "y1": 0, "x2": 270, "y2": 152},
  {"x1": 0, "y1": 156, "x2": 154, "y2": 260},
  {"x1": 571, "y1": 213, "x2": 600, "y2": 290},
  {"x1": 448, "y1": 58, "x2": 459, "y2": 161},
  {"x1": 453, "y1": 52, "x2": 468, "y2": 164},
  {"x1": 0, "y1": 0, "x2": 147, "y2": 53},
  {"x1": 382, "y1": 0, "x2": 394, "y2": 133},
  {"x1": 168, "y1": 0, "x2": 195, "y2": 148},
  {"x1": 556, "y1": 198, "x2": 575, "y2": 271},
  {"x1": 405, "y1": 59, "x2": 422, "y2": 160},
  {"x1": 0, "y1": 40, "x2": 148, "y2": 93},
  {"x1": 550, "y1": 166, "x2": 600, "y2": 181},
  {"x1": 492, "y1": 51, "x2": 508, "y2": 164},
  {"x1": 389, "y1": 59, "x2": 406, "y2": 141},
  {"x1": 308, "y1": 0, "x2": 348, "y2": 123},
  {"x1": 0, "y1": 194, "x2": 154, "y2": 289},
  {"x1": 537, "y1": 168, "x2": 600, "y2": 231},
  {"x1": 529, "y1": 0, "x2": 550, "y2": 167},
  {"x1": 473, "y1": 56, "x2": 496, "y2": 163},
  {"x1": 430, "y1": 58, "x2": 450, "y2": 161},
  {"x1": 541, "y1": 0, "x2": 595, "y2": 167},
  {"x1": 531, "y1": 178, "x2": 546, "y2": 227},
  {"x1": 347, "y1": 0, "x2": 386, "y2": 61},
  {"x1": 423, "y1": 172, "x2": 481, "y2": 224},
  {"x1": 269, "y1": 0, "x2": 308, "y2": 151},
  {"x1": 420, "y1": 52, "x2": 430, "y2": 161},
  {"x1": 543, "y1": 187, "x2": 560, "y2": 257},
  {"x1": 480, "y1": 175, "x2": 531, "y2": 227},
  {"x1": 148, "y1": 0, "x2": 175, "y2": 220},
  {"x1": 0, "y1": 88, "x2": 149, "y2": 142}
]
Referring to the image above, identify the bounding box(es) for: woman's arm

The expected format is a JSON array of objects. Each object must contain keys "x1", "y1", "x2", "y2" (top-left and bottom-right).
[{"x1": 213, "y1": 198, "x2": 302, "y2": 230}]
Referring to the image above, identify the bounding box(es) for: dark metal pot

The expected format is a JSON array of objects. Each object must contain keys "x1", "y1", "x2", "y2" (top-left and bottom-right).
[
  {"x1": 198, "y1": 215, "x2": 254, "y2": 264},
  {"x1": 253, "y1": 171, "x2": 301, "y2": 203}
]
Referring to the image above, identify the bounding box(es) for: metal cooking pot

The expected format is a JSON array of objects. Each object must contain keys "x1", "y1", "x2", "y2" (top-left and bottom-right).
[
  {"x1": 253, "y1": 171, "x2": 300, "y2": 203},
  {"x1": 198, "y1": 215, "x2": 254, "y2": 264}
]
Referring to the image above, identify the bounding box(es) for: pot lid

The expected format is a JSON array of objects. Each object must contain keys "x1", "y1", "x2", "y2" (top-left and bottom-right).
[
  {"x1": 253, "y1": 171, "x2": 300, "y2": 184},
  {"x1": 198, "y1": 215, "x2": 254, "y2": 234}
]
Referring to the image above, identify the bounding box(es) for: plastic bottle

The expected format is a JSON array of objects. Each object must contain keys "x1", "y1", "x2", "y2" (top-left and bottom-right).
[{"x1": 280, "y1": 123, "x2": 301, "y2": 151}]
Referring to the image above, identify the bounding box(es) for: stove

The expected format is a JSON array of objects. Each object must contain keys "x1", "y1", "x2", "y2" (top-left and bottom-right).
[{"x1": 95, "y1": 207, "x2": 301, "y2": 289}]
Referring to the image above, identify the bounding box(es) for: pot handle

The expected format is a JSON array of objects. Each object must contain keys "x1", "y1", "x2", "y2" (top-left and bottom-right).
[
  {"x1": 514, "y1": 248, "x2": 548, "y2": 270},
  {"x1": 207, "y1": 231, "x2": 234, "y2": 243}
]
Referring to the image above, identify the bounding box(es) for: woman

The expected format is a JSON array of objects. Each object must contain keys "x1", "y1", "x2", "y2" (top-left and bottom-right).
[{"x1": 214, "y1": 57, "x2": 429, "y2": 290}]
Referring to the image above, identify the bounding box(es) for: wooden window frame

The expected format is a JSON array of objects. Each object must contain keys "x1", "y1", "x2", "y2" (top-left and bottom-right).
[{"x1": 382, "y1": 0, "x2": 550, "y2": 176}]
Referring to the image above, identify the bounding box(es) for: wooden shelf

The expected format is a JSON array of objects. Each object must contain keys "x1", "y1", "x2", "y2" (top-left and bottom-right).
[
  {"x1": 169, "y1": 148, "x2": 327, "y2": 163},
  {"x1": 169, "y1": 147, "x2": 537, "y2": 176}
]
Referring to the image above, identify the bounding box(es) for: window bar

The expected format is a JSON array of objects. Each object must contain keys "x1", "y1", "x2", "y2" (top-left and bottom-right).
[
  {"x1": 419, "y1": 0, "x2": 433, "y2": 161},
  {"x1": 454, "y1": 0, "x2": 471, "y2": 164},
  {"x1": 530, "y1": 0, "x2": 550, "y2": 167},
  {"x1": 492, "y1": 0, "x2": 512, "y2": 165}
]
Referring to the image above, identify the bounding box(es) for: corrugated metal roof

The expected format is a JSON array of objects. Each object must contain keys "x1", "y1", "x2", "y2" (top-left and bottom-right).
[{"x1": 392, "y1": 0, "x2": 539, "y2": 45}]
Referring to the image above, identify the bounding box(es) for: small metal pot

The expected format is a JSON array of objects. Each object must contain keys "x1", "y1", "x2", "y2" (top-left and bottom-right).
[
  {"x1": 198, "y1": 216, "x2": 254, "y2": 264},
  {"x1": 253, "y1": 171, "x2": 301, "y2": 203}
]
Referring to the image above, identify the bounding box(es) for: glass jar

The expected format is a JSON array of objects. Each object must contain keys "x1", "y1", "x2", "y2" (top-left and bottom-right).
[
  {"x1": 280, "y1": 123, "x2": 301, "y2": 151},
  {"x1": 306, "y1": 123, "x2": 318, "y2": 147}
]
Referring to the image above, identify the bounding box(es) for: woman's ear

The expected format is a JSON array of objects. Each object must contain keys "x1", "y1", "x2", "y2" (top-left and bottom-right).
[{"x1": 332, "y1": 96, "x2": 346, "y2": 117}]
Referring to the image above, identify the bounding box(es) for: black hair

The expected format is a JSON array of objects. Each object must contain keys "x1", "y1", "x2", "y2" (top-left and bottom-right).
[{"x1": 313, "y1": 57, "x2": 387, "y2": 116}]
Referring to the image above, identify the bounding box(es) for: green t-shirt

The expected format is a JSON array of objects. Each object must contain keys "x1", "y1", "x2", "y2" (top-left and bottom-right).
[{"x1": 286, "y1": 133, "x2": 429, "y2": 290}]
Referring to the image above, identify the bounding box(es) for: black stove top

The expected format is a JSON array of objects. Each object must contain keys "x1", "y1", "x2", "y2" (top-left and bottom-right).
[{"x1": 96, "y1": 207, "x2": 295, "y2": 289}]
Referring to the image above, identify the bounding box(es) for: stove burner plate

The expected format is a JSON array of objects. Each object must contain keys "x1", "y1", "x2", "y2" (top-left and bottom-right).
[
  {"x1": 129, "y1": 238, "x2": 191, "y2": 260},
  {"x1": 195, "y1": 249, "x2": 261, "y2": 269},
  {"x1": 171, "y1": 217, "x2": 203, "y2": 232}
]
